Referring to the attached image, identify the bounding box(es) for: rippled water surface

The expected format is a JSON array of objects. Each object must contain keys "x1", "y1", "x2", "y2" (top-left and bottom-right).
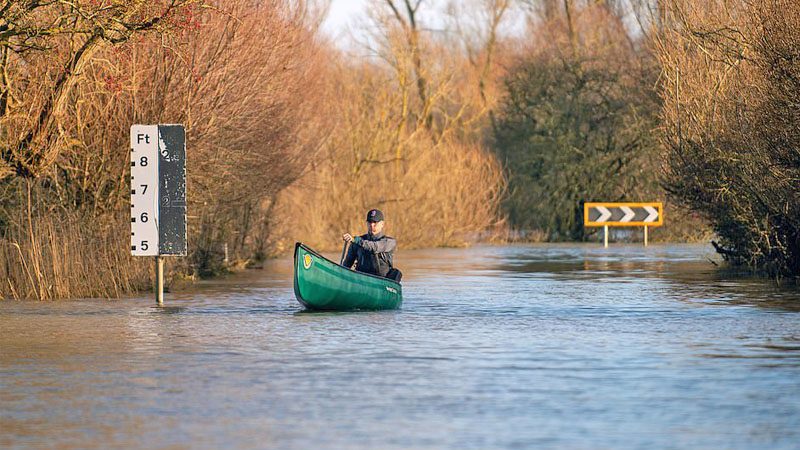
[{"x1": 2, "y1": 244, "x2": 800, "y2": 449}]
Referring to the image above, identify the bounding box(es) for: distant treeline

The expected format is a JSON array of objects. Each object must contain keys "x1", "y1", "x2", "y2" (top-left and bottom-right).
[{"x1": 0, "y1": 0, "x2": 797, "y2": 299}]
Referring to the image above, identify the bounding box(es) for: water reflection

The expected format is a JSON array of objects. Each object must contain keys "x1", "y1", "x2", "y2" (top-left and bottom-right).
[{"x1": 147, "y1": 305, "x2": 188, "y2": 314}]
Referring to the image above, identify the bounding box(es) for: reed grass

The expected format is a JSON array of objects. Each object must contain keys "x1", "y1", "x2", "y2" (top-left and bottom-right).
[{"x1": 0, "y1": 212, "x2": 151, "y2": 300}]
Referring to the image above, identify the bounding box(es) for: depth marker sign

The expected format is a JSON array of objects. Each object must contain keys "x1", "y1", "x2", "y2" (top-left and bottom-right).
[{"x1": 130, "y1": 124, "x2": 187, "y2": 304}]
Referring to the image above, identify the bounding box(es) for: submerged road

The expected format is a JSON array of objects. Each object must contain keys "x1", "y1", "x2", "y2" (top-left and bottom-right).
[{"x1": 2, "y1": 244, "x2": 799, "y2": 449}]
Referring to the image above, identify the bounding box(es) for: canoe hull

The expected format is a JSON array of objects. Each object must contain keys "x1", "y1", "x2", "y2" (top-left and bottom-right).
[{"x1": 293, "y1": 242, "x2": 403, "y2": 311}]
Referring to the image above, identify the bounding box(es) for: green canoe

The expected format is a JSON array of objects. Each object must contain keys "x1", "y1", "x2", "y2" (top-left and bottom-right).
[{"x1": 293, "y1": 242, "x2": 403, "y2": 311}]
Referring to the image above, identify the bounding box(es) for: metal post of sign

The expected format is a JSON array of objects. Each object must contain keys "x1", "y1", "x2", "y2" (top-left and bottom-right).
[
  {"x1": 155, "y1": 256, "x2": 164, "y2": 306},
  {"x1": 604, "y1": 225, "x2": 609, "y2": 248},
  {"x1": 644, "y1": 225, "x2": 649, "y2": 247}
]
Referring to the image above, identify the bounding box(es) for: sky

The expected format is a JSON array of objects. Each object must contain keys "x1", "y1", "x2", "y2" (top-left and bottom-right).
[
  {"x1": 319, "y1": 0, "x2": 528, "y2": 51},
  {"x1": 320, "y1": 0, "x2": 370, "y2": 44},
  {"x1": 319, "y1": 0, "x2": 644, "y2": 50}
]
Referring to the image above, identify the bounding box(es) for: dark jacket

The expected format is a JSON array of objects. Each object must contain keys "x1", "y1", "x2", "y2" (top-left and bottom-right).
[{"x1": 342, "y1": 232, "x2": 396, "y2": 277}]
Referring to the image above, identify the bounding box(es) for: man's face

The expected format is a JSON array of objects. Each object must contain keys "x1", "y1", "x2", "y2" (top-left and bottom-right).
[{"x1": 367, "y1": 220, "x2": 384, "y2": 235}]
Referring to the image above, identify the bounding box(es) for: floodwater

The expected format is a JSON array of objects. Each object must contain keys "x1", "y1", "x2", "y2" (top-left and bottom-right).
[{"x1": 2, "y1": 244, "x2": 800, "y2": 449}]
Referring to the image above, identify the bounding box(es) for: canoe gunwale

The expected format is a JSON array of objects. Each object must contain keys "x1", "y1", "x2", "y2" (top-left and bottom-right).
[{"x1": 294, "y1": 242, "x2": 401, "y2": 288}]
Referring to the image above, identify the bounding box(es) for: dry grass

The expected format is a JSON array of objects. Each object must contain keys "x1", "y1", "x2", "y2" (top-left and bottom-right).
[
  {"x1": 0, "y1": 185, "x2": 151, "y2": 300},
  {"x1": 271, "y1": 138, "x2": 504, "y2": 253}
]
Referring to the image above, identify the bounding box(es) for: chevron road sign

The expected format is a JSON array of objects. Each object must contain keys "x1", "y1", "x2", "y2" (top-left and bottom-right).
[{"x1": 584, "y1": 202, "x2": 663, "y2": 227}]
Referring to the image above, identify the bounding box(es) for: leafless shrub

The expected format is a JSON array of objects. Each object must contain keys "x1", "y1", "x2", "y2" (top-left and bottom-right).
[
  {"x1": 267, "y1": 1, "x2": 508, "y2": 252},
  {"x1": 0, "y1": 0, "x2": 330, "y2": 298},
  {"x1": 656, "y1": 0, "x2": 800, "y2": 276}
]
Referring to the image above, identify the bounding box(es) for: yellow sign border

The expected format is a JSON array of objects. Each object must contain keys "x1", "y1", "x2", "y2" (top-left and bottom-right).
[{"x1": 584, "y1": 202, "x2": 663, "y2": 227}]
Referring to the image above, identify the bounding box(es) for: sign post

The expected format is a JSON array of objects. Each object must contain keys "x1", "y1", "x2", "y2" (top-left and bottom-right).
[
  {"x1": 584, "y1": 202, "x2": 663, "y2": 247},
  {"x1": 130, "y1": 125, "x2": 187, "y2": 305},
  {"x1": 156, "y1": 256, "x2": 164, "y2": 305}
]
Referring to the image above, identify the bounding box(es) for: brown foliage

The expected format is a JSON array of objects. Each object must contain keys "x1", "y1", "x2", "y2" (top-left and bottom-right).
[
  {"x1": 267, "y1": 1, "x2": 508, "y2": 253},
  {"x1": 0, "y1": 186, "x2": 151, "y2": 300},
  {"x1": 656, "y1": 0, "x2": 800, "y2": 275},
  {"x1": 0, "y1": 1, "x2": 329, "y2": 298},
  {"x1": 0, "y1": 0, "x2": 204, "y2": 180}
]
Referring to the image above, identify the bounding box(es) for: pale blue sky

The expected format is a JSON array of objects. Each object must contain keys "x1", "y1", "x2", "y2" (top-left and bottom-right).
[
  {"x1": 320, "y1": 0, "x2": 528, "y2": 51},
  {"x1": 320, "y1": 0, "x2": 642, "y2": 49},
  {"x1": 321, "y1": 0, "x2": 370, "y2": 43}
]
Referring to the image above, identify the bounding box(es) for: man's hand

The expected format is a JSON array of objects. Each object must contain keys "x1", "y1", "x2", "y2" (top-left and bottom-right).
[{"x1": 342, "y1": 233, "x2": 353, "y2": 243}]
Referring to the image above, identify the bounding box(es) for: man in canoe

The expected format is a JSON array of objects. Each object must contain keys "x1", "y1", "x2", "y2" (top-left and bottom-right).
[{"x1": 342, "y1": 209, "x2": 401, "y2": 281}]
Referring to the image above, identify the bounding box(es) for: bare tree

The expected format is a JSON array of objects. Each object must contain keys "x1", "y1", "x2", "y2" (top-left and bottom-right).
[
  {"x1": 0, "y1": 0, "x2": 203, "y2": 180},
  {"x1": 384, "y1": 0, "x2": 429, "y2": 122},
  {"x1": 656, "y1": 0, "x2": 800, "y2": 276}
]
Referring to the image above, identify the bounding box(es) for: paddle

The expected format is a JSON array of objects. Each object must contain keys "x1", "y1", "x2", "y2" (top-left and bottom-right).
[{"x1": 340, "y1": 241, "x2": 350, "y2": 266}]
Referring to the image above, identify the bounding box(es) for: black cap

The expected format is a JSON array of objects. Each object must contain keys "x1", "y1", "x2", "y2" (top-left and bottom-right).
[{"x1": 366, "y1": 209, "x2": 384, "y2": 222}]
